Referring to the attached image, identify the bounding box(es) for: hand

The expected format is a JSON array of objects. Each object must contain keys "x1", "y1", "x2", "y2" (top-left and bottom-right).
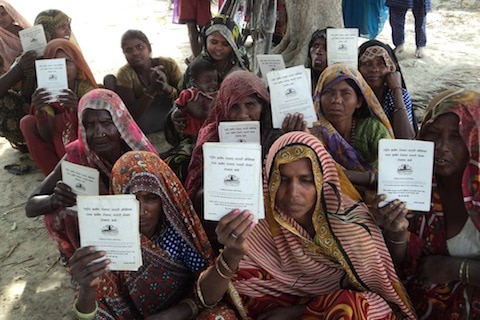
[
  {"x1": 69, "y1": 246, "x2": 110, "y2": 290},
  {"x1": 281, "y1": 113, "x2": 308, "y2": 133},
  {"x1": 51, "y1": 181, "x2": 77, "y2": 209},
  {"x1": 150, "y1": 65, "x2": 172, "y2": 94},
  {"x1": 257, "y1": 305, "x2": 305, "y2": 320},
  {"x1": 371, "y1": 194, "x2": 408, "y2": 235},
  {"x1": 385, "y1": 71, "x2": 402, "y2": 91},
  {"x1": 14, "y1": 50, "x2": 37, "y2": 72},
  {"x1": 418, "y1": 255, "x2": 458, "y2": 287},
  {"x1": 31, "y1": 88, "x2": 53, "y2": 111},
  {"x1": 171, "y1": 107, "x2": 186, "y2": 133},
  {"x1": 215, "y1": 209, "x2": 255, "y2": 255},
  {"x1": 57, "y1": 89, "x2": 79, "y2": 112}
]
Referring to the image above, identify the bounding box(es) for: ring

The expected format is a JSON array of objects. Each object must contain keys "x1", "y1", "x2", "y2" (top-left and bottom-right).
[{"x1": 230, "y1": 232, "x2": 238, "y2": 239}]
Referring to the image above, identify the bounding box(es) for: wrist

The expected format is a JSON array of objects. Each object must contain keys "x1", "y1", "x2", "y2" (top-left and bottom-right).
[
  {"x1": 143, "y1": 88, "x2": 156, "y2": 100},
  {"x1": 384, "y1": 230, "x2": 408, "y2": 244}
]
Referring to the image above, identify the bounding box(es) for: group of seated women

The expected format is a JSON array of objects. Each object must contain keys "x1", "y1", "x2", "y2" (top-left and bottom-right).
[{"x1": 3, "y1": 2, "x2": 477, "y2": 319}]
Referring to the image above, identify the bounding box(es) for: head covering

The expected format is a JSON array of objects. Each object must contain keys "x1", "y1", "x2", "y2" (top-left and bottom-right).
[
  {"x1": 234, "y1": 131, "x2": 416, "y2": 319},
  {"x1": 185, "y1": 70, "x2": 270, "y2": 199},
  {"x1": 419, "y1": 88, "x2": 480, "y2": 230},
  {"x1": 305, "y1": 27, "x2": 329, "y2": 69},
  {"x1": 34, "y1": 9, "x2": 80, "y2": 47},
  {"x1": 201, "y1": 14, "x2": 249, "y2": 70},
  {"x1": 67, "y1": 88, "x2": 156, "y2": 177},
  {"x1": 43, "y1": 38, "x2": 97, "y2": 87},
  {"x1": 111, "y1": 150, "x2": 213, "y2": 258}
]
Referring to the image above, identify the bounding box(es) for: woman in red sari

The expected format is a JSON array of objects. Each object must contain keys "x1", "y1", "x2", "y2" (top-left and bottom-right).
[{"x1": 198, "y1": 131, "x2": 416, "y2": 319}]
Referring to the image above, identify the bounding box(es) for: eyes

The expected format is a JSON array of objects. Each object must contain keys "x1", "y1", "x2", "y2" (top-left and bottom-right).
[
  {"x1": 280, "y1": 175, "x2": 314, "y2": 184},
  {"x1": 323, "y1": 88, "x2": 354, "y2": 98},
  {"x1": 123, "y1": 43, "x2": 147, "y2": 54},
  {"x1": 360, "y1": 58, "x2": 387, "y2": 69},
  {"x1": 83, "y1": 119, "x2": 114, "y2": 129}
]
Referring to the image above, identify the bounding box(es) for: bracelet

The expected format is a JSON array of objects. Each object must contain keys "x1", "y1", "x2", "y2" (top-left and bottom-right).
[
  {"x1": 218, "y1": 250, "x2": 234, "y2": 274},
  {"x1": 368, "y1": 171, "x2": 376, "y2": 187},
  {"x1": 386, "y1": 237, "x2": 406, "y2": 245},
  {"x1": 73, "y1": 300, "x2": 98, "y2": 320},
  {"x1": 459, "y1": 259, "x2": 467, "y2": 283},
  {"x1": 466, "y1": 261, "x2": 470, "y2": 284},
  {"x1": 50, "y1": 194, "x2": 57, "y2": 211},
  {"x1": 215, "y1": 258, "x2": 232, "y2": 279},
  {"x1": 167, "y1": 87, "x2": 178, "y2": 99},
  {"x1": 143, "y1": 90, "x2": 155, "y2": 100},
  {"x1": 180, "y1": 298, "x2": 198, "y2": 320},
  {"x1": 196, "y1": 271, "x2": 219, "y2": 308}
]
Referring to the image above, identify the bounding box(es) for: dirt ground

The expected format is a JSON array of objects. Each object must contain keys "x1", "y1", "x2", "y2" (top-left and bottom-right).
[{"x1": 1, "y1": 0, "x2": 480, "y2": 319}]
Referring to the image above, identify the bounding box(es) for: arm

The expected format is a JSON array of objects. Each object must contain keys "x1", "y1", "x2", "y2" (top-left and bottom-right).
[
  {"x1": 385, "y1": 72, "x2": 415, "y2": 139},
  {"x1": 0, "y1": 51, "x2": 37, "y2": 98}
]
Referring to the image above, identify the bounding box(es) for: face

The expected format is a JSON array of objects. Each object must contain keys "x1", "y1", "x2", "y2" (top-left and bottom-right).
[
  {"x1": 275, "y1": 158, "x2": 317, "y2": 229},
  {"x1": 310, "y1": 37, "x2": 327, "y2": 74},
  {"x1": 359, "y1": 56, "x2": 389, "y2": 89},
  {"x1": 54, "y1": 50, "x2": 78, "y2": 83},
  {"x1": 83, "y1": 109, "x2": 122, "y2": 160},
  {"x1": 228, "y1": 95, "x2": 263, "y2": 121},
  {"x1": 422, "y1": 113, "x2": 469, "y2": 178},
  {"x1": 136, "y1": 191, "x2": 164, "y2": 238},
  {"x1": 206, "y1": 31, "x2": 233, "y2": 62},
  {"x1": 320, "y1": 80, "x2": 363, "y2": 126},
  {"x1": 122, "y1": 38, "x2": 151, "y2": 68},
  {"x1": 194, "y1": 70, "x2": 219, "y2": 93},
  {"x1": 54, "y1": 19, "x2": 71, "y2": 40},
  {"x1": 0, "y1": 7, "x2": 13, "y2": 29}
]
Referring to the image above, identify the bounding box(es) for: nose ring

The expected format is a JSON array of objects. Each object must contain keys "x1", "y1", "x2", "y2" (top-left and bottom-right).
[
  {"x1": 101, "y1": 133, "x2": 106, "y2": 137},
  {"x1": 144, "y1": 210, "x2": 148, "y2": 214}
]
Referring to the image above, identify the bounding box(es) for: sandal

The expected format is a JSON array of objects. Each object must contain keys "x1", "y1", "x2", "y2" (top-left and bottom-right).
[{"x1": 4, "y1": 164, "x2": 31, "y2": 175}]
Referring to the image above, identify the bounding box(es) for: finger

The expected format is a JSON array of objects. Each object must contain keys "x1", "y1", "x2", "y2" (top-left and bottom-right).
[{"x1": 228, "y1": 211, "x2": 255, "y2": 240}]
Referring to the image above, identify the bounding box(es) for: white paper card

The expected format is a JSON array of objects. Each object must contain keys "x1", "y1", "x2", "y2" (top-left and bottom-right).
[
  {"x1": 266, "y1": 65, "x2": 317, "y2": 128},
  {"x1": 19, "y1": 24, "x2": 47, "y2": 56},
  {"x1": 377, "y1": 139, "x2": 434, "y2": 211},
  {"x1": 203, "y1": 142, "x2": 264, "y2": 222},
  {"x1": 218, "y1": 121, "x2": 260, "y2": 143},
  {"x1": 256, "y1": 54, "x2": 286, "y2": 79},
  {"x1": 327, "y1": 28, "x2": 358, "y2": 69},
  {"x1": 35, "y1": 58, "x2": 68, "y2": 103},
  {"x1": 77, "y1": 195, "x2": 142, "y2": 271},
  {"x1": 61, "y1": 160, "x2": 99, "y2": 210}
]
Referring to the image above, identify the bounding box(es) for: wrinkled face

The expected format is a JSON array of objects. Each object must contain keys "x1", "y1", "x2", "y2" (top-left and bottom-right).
[
  {"x1": 54, "y1": 50, "x2": 78, "y2": 83},
  {"x1": 122, "y1": 38, "x2": 150, "y2": 68},
  {"x1": 310, "y1": 37, "x2": 327, "y2": 75},
  {"x1": 83, "y1": 109, "x2": 122, "y2": 159},
  {"x1": 136, "y1": 191, "x2": 164, "y2": 239},
  {"x1": 359, "y1": 56, "x2": 389, "y2": 89},
  {"x1": 194, "y1": 70, "x2": 219, "y2": 93},
  {"x1": 0, "y1": 7, "x2": 13, "y2": 29},
  {"x1": 320, "y1": 80, "x2": 362, "y2": 126},
  {"x1": 227, "y1": 95, "x2": 263, "y2": 121},
  {"x1": 275, "y1": 158, "x2": 317, "y2": 229},
  {"x1": 206, "y1": 31, "x2": 232, "y2": 62},
  {"x1": 54, "y1": 19, "x2": 71, "y2": 40},
  {"x1": 422, "y1": 113, "x2": 469, "y2": 178}
]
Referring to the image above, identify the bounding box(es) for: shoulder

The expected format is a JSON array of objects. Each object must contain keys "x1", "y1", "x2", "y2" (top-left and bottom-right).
[{"x1": 356, "y1": 117, "x2": 391, "y2": 137}]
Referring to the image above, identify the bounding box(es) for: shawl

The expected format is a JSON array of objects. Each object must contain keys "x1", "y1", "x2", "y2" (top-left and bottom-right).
[
  {"x1": 96, "y1": 150, "x2": 214, "y2": 318},
  {"x1": 310, "y1": 63, "x2": 394, "y2": 171},
  {"x1": 34, "y1": 9, "x2": 80, "y2": 47},
  {"x1": 185, "y1": 70, "x2": 270, "y2": 200},
  {"x1": 0, "y1": 1, "x2": 30, "y2": 72},
  {"x1": 233, "y1": 131, "x2": 415, "y2": 319}
]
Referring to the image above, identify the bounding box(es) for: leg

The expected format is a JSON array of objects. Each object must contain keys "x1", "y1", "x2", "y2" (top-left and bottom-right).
[
  {"x1": 186, "y1": 22, "x2": 202, "y2": 57},
  {"x1": 389, "y1": 6, "x2": 408, "y2": 50},
  {"x1": 412, "y1": 2, "x2": 427, "y2": 48}
]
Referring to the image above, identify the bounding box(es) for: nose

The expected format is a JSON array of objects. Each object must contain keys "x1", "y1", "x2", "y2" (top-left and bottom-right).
[
  {"x1": 435, "y1": 136, "x2": 451, "y2": 153},
  {"x1": 330, "y1": 91, "x2": 341, "y2": 104}
]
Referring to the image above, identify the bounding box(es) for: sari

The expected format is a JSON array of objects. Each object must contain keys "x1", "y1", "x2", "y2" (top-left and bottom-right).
[
  {"x1": 91, "y1": 150, "x2": 214, "y2": 319},
  {"x1": 233, "y1": 131, "x2": 416, "y2": 319},
  {"x1": 45, "y1": 89, "x2": 156, "y2": 259},
  {"x1": 403, "y1": 88, "x2": 480, "y2": 319},
  {"x1": 310, "y1": 63, "x2": 394, "y2": 172}
]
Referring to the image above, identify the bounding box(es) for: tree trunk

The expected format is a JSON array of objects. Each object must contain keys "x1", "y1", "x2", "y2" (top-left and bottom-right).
[{"x1": 272, "y1": 0, "x2": 344, "y2": 67}]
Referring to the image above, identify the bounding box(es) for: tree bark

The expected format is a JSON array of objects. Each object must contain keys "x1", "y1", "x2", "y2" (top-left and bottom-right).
[{"x1": 272, "y1": 0, "x2": 344, "y2": 67}]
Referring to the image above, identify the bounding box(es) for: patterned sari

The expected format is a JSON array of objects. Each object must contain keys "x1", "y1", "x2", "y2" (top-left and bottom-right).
[
  {"x1": 232, "y1": 131, "x2": 416, "y2": 319},
  {"x1": 403, "y1": 88, "x2": 480, "y2": 319},
  {"x1": 45, "y1": 89, "x2": 156, "y2": 259}
]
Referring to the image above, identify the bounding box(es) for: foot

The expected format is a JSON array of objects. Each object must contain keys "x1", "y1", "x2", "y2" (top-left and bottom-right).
[
  {"x1": 415, "y1": 47, "x2": 425, "y2": 58},
  {"x1": 394, "y1": 44, "x2": 404, "y2": 54}
]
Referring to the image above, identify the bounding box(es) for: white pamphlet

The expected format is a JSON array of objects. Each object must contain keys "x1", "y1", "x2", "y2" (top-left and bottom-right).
[
  {"x1": 19, "y1": 24, "x2": 47, "y2": 56},
  {"x1": 266, "y1": 65, "x2": 317, "y2": 128},
  {"x1": 256, "y1": 54, "x2": 286, "y2": 80},
  {"x1": 77, "y1": 195, "x2": 142, "y2": 271},
  {"x1": 61, "y1": 160, "x2": 99, "y2": 210},
  {"x1": 377, "y1": 139, "x2": 434, "y2": 211},
  {"x1": 327, "y1": 28, "x2": 358, "y2": 69},
  {"x1": 35, "y1": 58, "x2": 68, "y2": 103},
  {"x1": 203, "y1": 142, "x2": 264, "y2": 222},
  {"x1": 218, "y1": 121, "x2": 260, "y2": 143}
]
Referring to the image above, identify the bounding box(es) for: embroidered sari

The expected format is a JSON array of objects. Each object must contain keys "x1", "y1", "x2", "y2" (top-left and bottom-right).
[{"x1": 232, "y1": 131, "x2": 416, "y2": 319}]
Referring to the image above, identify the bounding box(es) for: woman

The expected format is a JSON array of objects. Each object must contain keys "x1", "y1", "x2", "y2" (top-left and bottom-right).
[
  {"x1": 20, "y1": 38, "x2": 98, "y2": 176},
  {"x1": 198, "y1": 131, "x2": 416, "y2": 319},
  {"x1": 305, "y1": 28, "x2": 329, "y2": 93},
  {"x1": 115, "y1": 29, "x2": 181, "y2": 139},
  {"x1": 25, "y1": 89, "x2": 156, "y2": 261},
  {"x1": 358, "y1": 39, "x2": 417, "y2": 139},
  {"x1": 310, "y1": 63, "x2": 394, "y2": 191},
  {"x1": 33, "y1": 9, "x2": 76, "y2": 44},
  {"x1": 69, "y1": 151, "x2": 215, "y2": 319},
  {"x1": 372, "y1": 88, "x2": 480, "y2": 319}
]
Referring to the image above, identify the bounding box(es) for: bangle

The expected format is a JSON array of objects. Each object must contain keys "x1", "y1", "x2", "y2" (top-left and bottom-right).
[
  {"x1": 73, "y1": 300, "x2": 98, "y2": 320},
  {"x1": 459, "y1": 259, "x2": 467, "y2": 283},
  {"x1": 466, "y1": 261, "x2": 470, "y2": 284},
  {"x1": 180, "y1": 298, "x2": 198, "y2": 320},
  {"x1": 215, "y1": 258, "x2": 233, "y2": 279},
  {"x1": 50, "y1": 194, "x2": 57, "y2": 211},
  {"x1": 196, "y1": 271, "x2": 219, "y2": 308},
  {"x1": 218, "y1": 250, "x2": 234, "y2": 274},
  {"x1": 386, "y1": 237, "x2": 406, "y2": 245},
  {"x1": 167, "y1": 87, "x2": 178, "y2": 99},
  {"x1": 143, "y1": 90, "x2": 155, "y2": 100},
  {"x1": 368, "y1": 171, "x2": 376, "y2": 187}
]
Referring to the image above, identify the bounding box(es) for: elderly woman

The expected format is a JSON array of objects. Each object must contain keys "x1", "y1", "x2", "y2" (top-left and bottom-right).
[
  {"x1": 19, "y1": 38, "x2": 98, "y2": 176},
  {"x1": 310, "y1": 63, "x2": 394, "y2": 192},
  {"x1": 372, "y1": 88, "x2": 480, "y2": 319},
  {"x1": 305, "y1": 28, "x2": 329, "y2": 93},
  {"x1": 25, "y1": 89, "x2": 156, "y2": 262},
  {"x1": 358, "y1": 39, "x2": 417, "y2": 138},
  {"x1": 198, "y1": 131, "x2": 416, "y2": 319}
]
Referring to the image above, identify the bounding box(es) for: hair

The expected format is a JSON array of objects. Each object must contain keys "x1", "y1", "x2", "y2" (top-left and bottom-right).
[
  {"x1": 120, "y1": 29, "x2": 152, "y2": 52},
  {"x1": 306, "y1": 27, "x2": 333, "y2": 68},
  {"x1": 189, "y1": 58, "x2": 217, "y2": 82},
  {"x1": 344, "y1": 78, "x2": 369, "y2": 119}
]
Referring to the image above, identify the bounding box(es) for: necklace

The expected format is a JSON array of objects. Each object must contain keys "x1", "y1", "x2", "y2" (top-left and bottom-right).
[{"x1": 349, "y1": 117, "x2": 356, "y2": 145}]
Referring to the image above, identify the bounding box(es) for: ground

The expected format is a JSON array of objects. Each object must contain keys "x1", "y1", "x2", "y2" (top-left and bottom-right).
[{"x1": 1, "y1": 0, "x2": 479, "y2": 319}]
